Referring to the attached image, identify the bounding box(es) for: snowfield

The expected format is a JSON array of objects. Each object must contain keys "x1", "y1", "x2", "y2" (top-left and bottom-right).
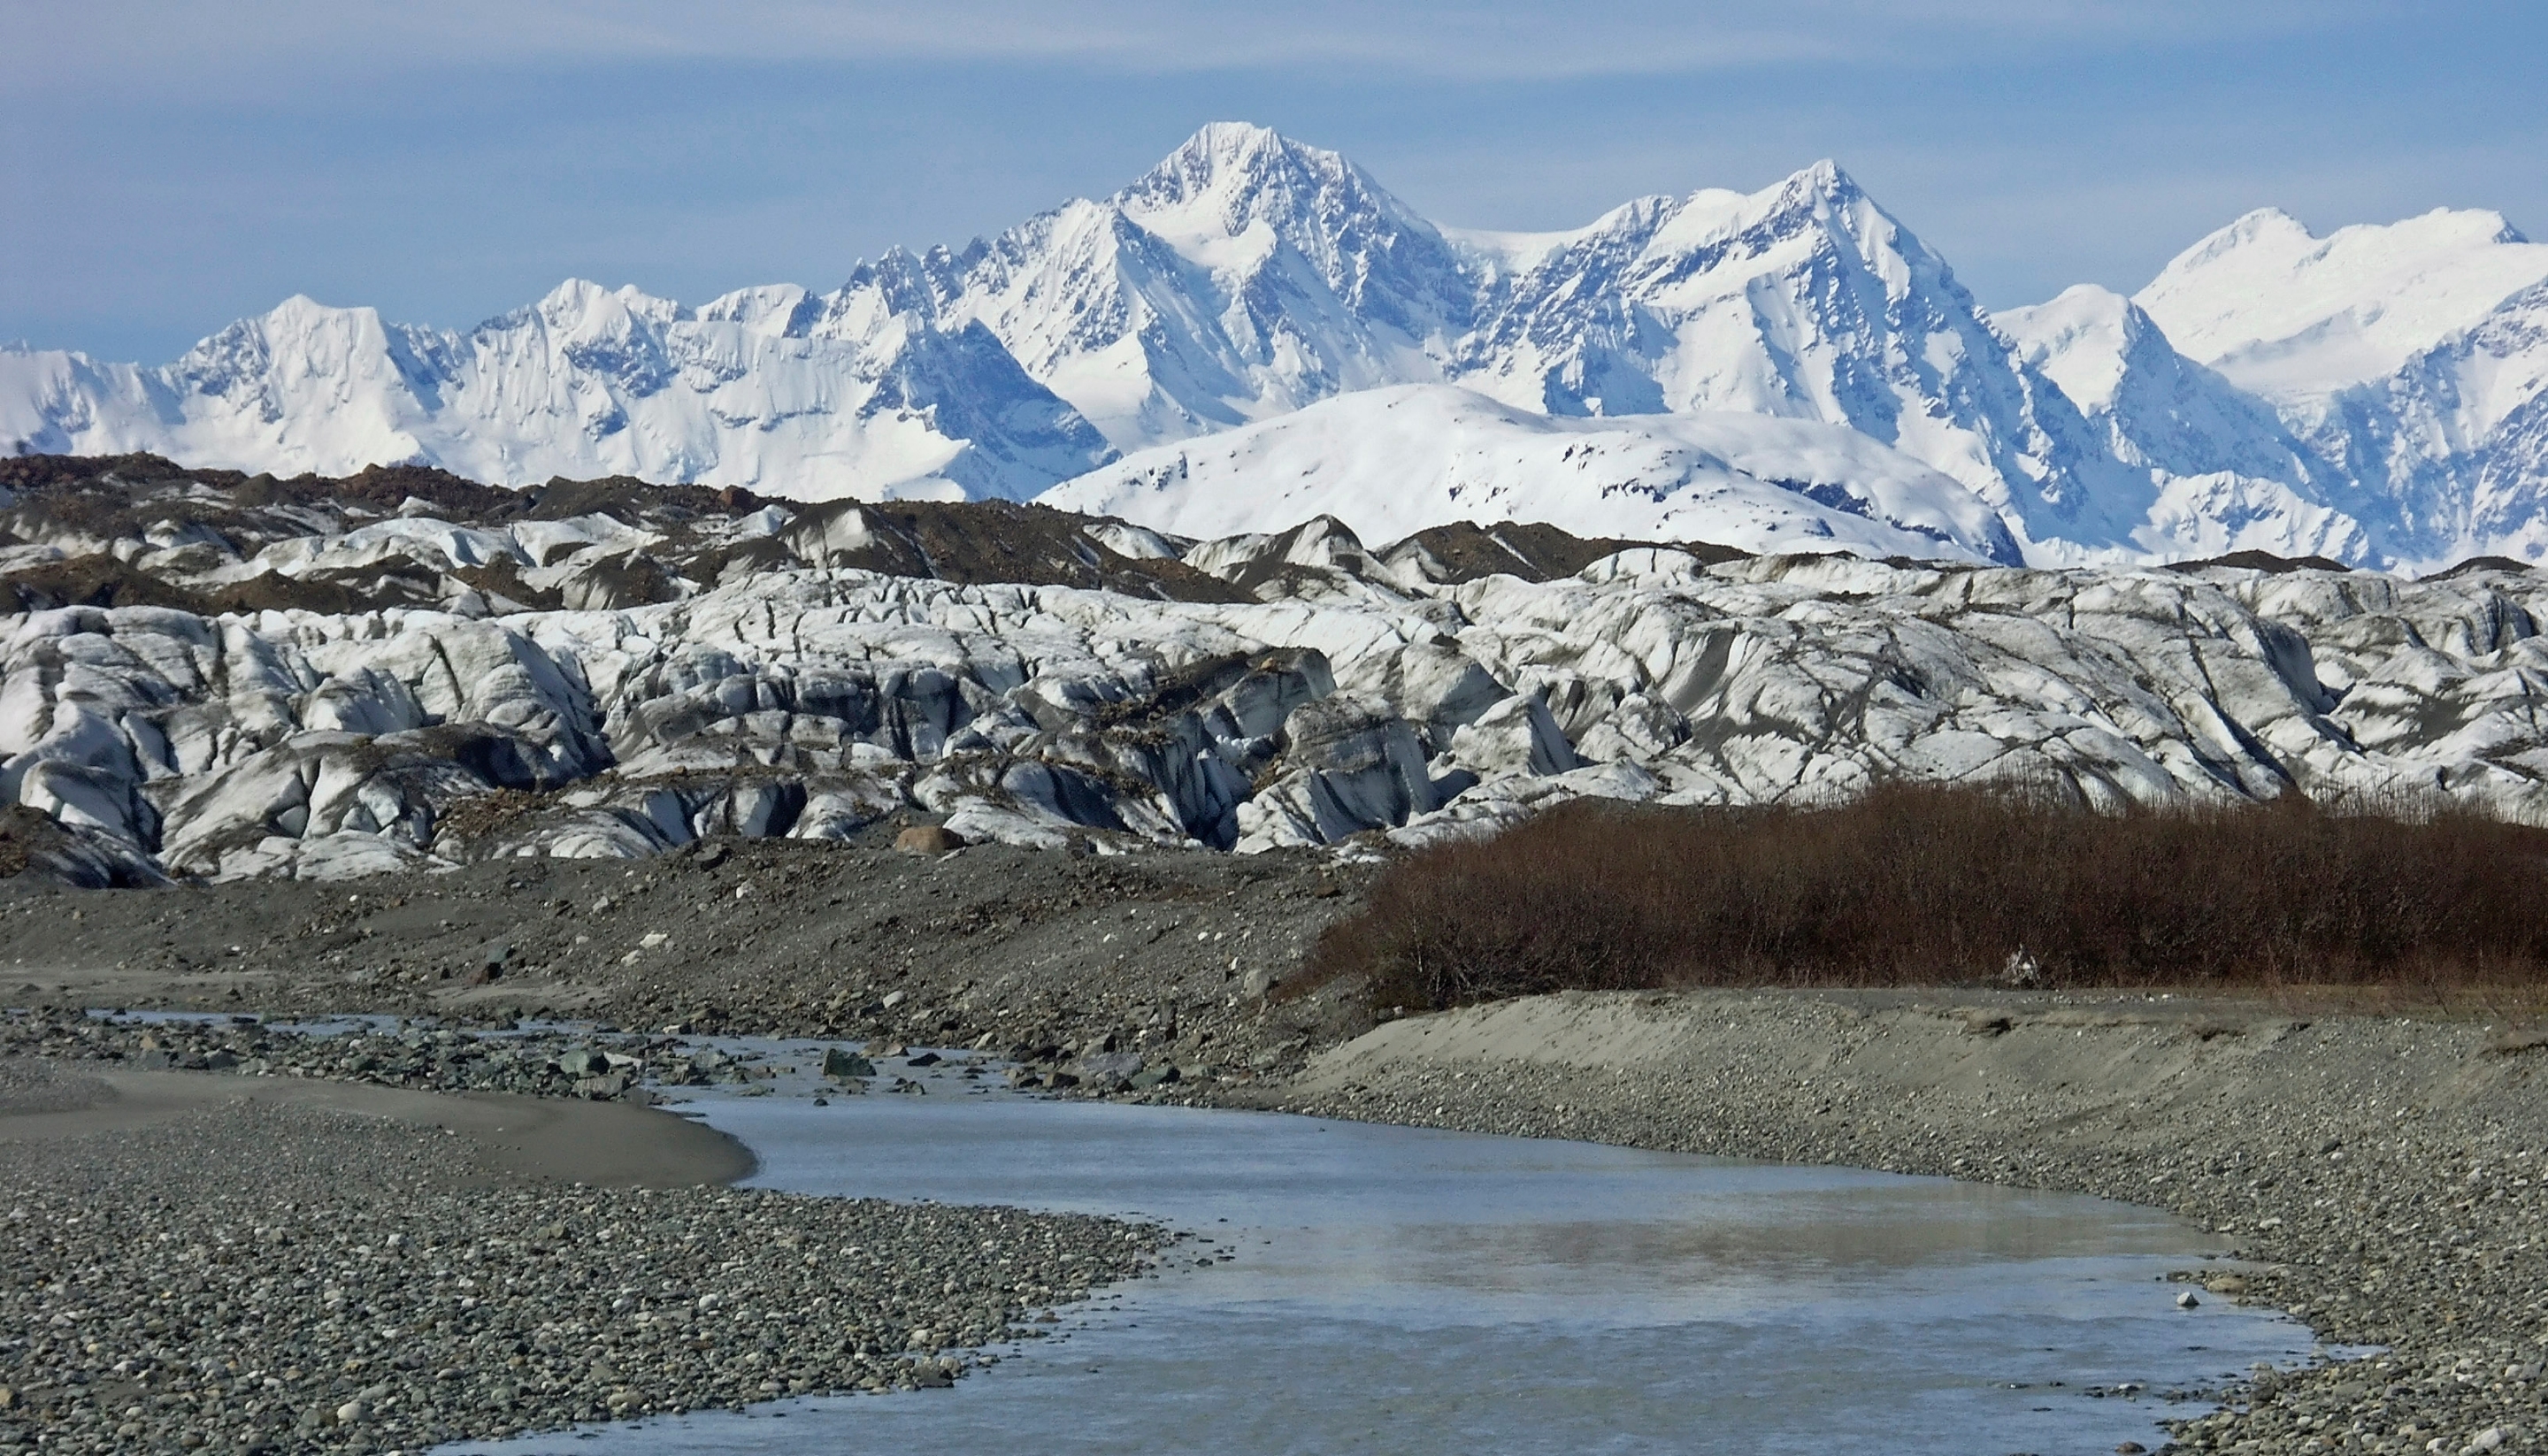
[{"x1": 1040, "y1": 386, "x2": 2024, "y2": 563}]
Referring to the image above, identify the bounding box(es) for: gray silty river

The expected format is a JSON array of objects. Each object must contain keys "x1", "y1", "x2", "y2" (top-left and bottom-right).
[{"x1": 441, "y1": 1048, "x2": 2328, "y2": 1454}]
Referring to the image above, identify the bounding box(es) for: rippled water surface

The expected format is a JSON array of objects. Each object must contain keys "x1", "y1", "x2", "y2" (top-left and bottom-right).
[{"x1": 442, "y1": 1047, "x2": 2323, "y2": 1455}]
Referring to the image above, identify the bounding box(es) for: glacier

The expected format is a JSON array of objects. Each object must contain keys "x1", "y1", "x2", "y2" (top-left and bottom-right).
[{"x1": 12, "y1": 456, "x2": 2548, "y2": 885}]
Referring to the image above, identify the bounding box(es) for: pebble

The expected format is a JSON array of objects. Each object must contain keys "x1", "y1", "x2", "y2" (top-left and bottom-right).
[{"x1": 0, "y1": 1045, "x2": 1167, "y2": 1454}]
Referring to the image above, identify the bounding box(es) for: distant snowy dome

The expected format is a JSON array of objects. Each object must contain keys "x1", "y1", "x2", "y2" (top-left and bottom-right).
[{"x1": 2135, "y1": 205, "x2": 2548, "y2": 400}]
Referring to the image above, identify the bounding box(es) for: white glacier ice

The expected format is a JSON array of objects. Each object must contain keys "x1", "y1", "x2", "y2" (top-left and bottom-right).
[{"x1": 12, "y1": 461, "x2": 2548, "y2": 883}]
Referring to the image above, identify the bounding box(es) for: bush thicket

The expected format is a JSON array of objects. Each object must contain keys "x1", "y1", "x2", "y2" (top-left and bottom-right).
[{"x1": 1303, "y1": 785, "x2": 2548, "y2": 1012}]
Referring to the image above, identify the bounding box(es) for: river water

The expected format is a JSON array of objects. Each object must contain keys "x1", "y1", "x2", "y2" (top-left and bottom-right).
[{"x1": 441, "y1": 1046, "x2": 2325, "y2": 1455}]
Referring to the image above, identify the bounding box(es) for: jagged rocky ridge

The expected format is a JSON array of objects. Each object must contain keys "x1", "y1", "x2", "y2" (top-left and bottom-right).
[
  {"x1": 7, "y1": 454, "x2": 2548, "y2": 884},
  {"x1": 9, "y1": 124, "x2": 2548, "y2": 571}
]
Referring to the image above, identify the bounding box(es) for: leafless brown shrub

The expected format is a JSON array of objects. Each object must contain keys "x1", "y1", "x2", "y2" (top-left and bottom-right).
[{"x1": 1302, "y1": 783, "x2": 2548, "y2": 1012}]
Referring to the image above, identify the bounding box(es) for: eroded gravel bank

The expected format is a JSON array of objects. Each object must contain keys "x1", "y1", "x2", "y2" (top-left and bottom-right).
[
  {"x1": 1, "y1": 839, "x2": 1362, "y2": 1085},
  {"x1": 1231, "y1": 989, "x2": 2548, "y2": 1456},
  {"x1": 0, "y1": 1010, "x2": 798, "y2": 1109},
  {"x1": 0, "y1": 1054, "x2": 1164, "y2": 1456}
]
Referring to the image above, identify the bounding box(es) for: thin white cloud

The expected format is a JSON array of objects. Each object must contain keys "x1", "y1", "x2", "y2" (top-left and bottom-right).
[{"x1": 2, "y1": 0, "x2": 2369, "y2": 91}]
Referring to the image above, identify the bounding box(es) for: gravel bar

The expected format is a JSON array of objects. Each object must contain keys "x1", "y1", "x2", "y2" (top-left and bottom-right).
[{"x1": 0, "y1": 1051, "x2": 1166, "y2": 1456}]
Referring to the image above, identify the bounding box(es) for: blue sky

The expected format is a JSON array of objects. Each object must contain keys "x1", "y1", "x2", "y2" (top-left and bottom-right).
[{"x1": 6, "y1": 1, "x2": 2544, "y2": 362}]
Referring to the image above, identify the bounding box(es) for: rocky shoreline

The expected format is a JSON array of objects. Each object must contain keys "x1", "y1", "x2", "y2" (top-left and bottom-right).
[
  {"x1": 0, "y1": 1008, "x2": 856, "y2": 1110},
  {"x1": 1228, "y1": 988, "x2": 2548, "y2": 1456},
  {"x1": 0, "y1": 1049, "x2": 1167, "y2": 1456}
]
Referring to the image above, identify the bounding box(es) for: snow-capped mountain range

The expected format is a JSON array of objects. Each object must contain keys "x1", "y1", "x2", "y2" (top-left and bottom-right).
[{"x1": 8, "y1": 122, "x2": 2548, "y2": 572}]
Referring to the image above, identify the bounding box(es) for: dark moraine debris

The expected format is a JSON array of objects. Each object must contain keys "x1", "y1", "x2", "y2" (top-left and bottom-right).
[
  {"x1": 1375, "y1": 518, "x2": 1749, "y2": 584},
  {"x1": 2166, "y1": 548, "x2": 2362, "y2": 575}
]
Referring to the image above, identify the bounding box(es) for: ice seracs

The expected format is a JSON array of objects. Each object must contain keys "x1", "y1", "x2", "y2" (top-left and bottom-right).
[{"x1": 14, "y1": 458, "x2": 2548, "y2": 884}]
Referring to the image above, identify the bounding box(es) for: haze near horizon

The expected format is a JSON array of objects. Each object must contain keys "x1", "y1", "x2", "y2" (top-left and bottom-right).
[{"x1": 4, "y1": 1, "x2": 2544, "y2": 363}]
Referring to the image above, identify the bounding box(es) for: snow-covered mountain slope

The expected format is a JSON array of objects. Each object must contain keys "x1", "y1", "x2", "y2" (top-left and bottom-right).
[
  {"x1": 1437, "y1": 162, "x2": 2153, "y2": 559},
  {"x1": 2134, "y1": 207, "x2": 2548, "y2": 402},
  {"x1": 872, "y1": 131, "x2": 2131, "y2": 546},
  {"x1": 835, "y1": 123, "x2": 1471, "y2": 452},
  {"x1": 2291, "y1": 279, "x2": 2548, "y2": 564},
  {"x1": 2035, "y1": 204, "x2": 2548, "y2": 571},
  {"x1": 0, "y1": 126, "x2": 2176, "y2": 564},
  {"x1": 1042, "y1": 384, "x2": 2022, "y2": 563},
  {"x1": 1992, "y1": 285, "x2": 2374, "y2": 563},
  {"x1": 0, "y1": 283, "x2": 1116, "y2": 501},
  {"x1": 1997, "y1": 286, "x2": 2282, "y2": 461}
]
